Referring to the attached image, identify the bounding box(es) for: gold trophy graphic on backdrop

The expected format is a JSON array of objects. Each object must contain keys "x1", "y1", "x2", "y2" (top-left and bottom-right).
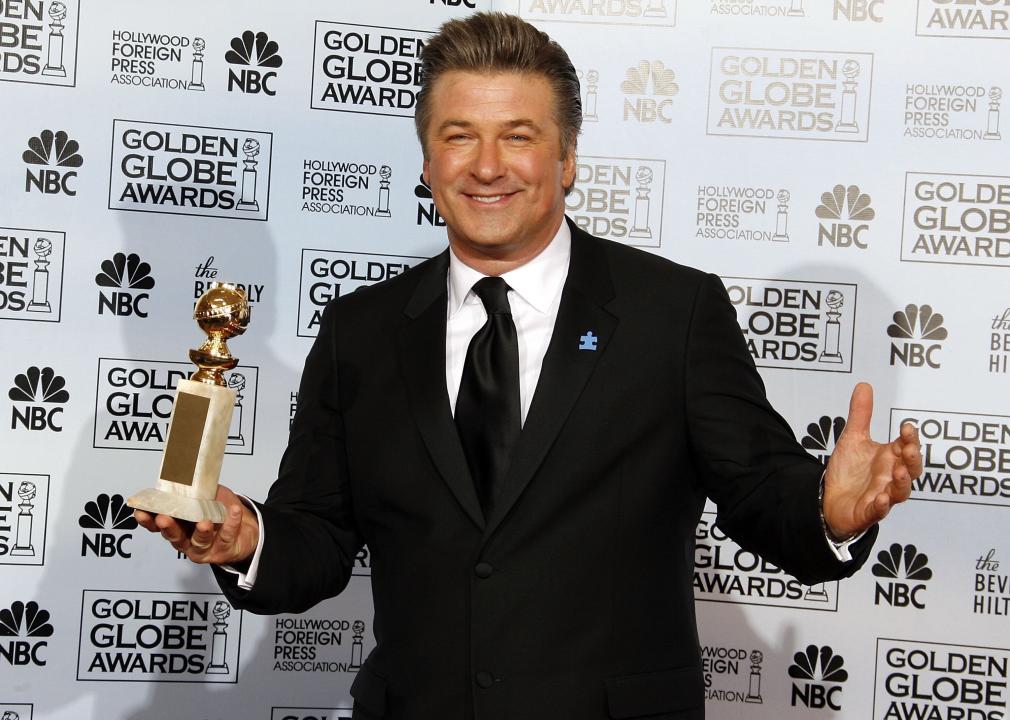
[{"x1": 128, "y1": 283, "x2": 250, "y2": 523}]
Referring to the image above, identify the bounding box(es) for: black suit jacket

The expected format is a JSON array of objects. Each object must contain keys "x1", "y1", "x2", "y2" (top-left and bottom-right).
[{"x1": 215, "y1": 221, "x2": 875, "y2": 720}]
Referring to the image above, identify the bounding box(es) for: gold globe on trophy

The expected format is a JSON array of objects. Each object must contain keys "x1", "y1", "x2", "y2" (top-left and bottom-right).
[{"x1": 128, "y1": 283, "x2": 251, "y2": 523}]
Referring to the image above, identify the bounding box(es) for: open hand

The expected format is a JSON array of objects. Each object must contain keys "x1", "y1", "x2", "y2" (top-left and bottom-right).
[
  {"x1": 823, "y1": 382, "x2": 921, "y2": 539},
  {"x1": 134, "y1": 484, "x2": 259, "y2": 566}
]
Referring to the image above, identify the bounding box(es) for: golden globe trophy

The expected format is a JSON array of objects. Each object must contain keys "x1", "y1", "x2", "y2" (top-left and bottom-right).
[{"x1": 128, "y1": 283, "x2": 250, "y2": 523}]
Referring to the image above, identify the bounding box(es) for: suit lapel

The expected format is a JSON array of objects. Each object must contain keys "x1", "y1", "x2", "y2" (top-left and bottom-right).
[
  {"x1": 398, "y1": 251, "x2": 485, "y2": 530},
  {"x1": 484, "y1": 223, "x2": 618, "y2": 538}
]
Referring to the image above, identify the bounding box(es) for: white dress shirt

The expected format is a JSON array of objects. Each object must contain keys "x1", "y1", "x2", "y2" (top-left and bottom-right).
[
  {"x1": 446, "y1": 221, "x2": 570, "y2": 425},
  {"x1": 225, "y1": 219, "x2": 853, "y2": 589}
]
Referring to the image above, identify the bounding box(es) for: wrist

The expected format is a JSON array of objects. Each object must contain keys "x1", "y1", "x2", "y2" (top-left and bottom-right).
[{"x1": 819, "y1": 472, "x2": 858, "y2": 543}]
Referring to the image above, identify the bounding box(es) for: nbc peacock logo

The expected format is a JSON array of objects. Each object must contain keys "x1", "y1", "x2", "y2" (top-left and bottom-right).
[
  {"x1": 816, "y1": 184, "x2": 875, "y2": 249},
  {"x1": 95, "y1": 252, "x2": 156, "y2": 318},
  {"x1": 788, "y1": 644, "x2": 847, "y2": 710},
  {"x1": 79, "y1": 494, "x2": 137, "y2": 559},
  {"x1": 8, "y1": 366, "x2": 69, "y2": 432},
  {"x1": 0, "y1": 601, "x2": 53, "y2": 667},
  {"x1": 872, "y1": 543, "x2": 932, "y2": 609},
  {"x1": 887, "y1": 304, "x2": 947, "y2": 369},
  {"x1": 620, "y1": 60, "x2": 679, "y2": 124},
  {"x1": 414, "y1": 173, "x2": 444, "y2": 227},
  {"x1": 225, "y1": 30, "x2": 282, "y2": 96},
  {"x1": 23, "y1": 130, "x2": 83, "y2": 196},
  {"x1": 801, "y1": 415, "x2": 846, "y2": 465}
]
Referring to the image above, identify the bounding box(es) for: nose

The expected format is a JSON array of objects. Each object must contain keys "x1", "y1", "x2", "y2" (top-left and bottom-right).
[{"x1": 470, "y1": 139, "x2": 505, "y2": 184}]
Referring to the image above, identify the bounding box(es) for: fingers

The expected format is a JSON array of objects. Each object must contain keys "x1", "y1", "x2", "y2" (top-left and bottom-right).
[
  {"x1": 844, "y1": 382, "x2": 874, "y2": 439},
  {"x1": 186, "y1": 520, "x2": 217, "y2": 561},
  {"x1": 133, "y1": 510, "x2": 158, "y2": 532},
  {"x1": 217, "y1": 505, "x2": 242, "y2": 548},
  {"x1": 871, "y1": 491, "x2": 892, "y2": 524},
  {"x1": 900, "y1": 424, "x2": 923, "y2": 478}
]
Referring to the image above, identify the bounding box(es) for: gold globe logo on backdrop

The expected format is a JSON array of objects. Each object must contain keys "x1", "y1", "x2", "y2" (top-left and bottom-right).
[
  {"x1": 0, "y1": 228, "x2": 64, "y2": 322},
  {"x1": 708, "y1": 49, "x2": 873, "y2": 142},
  {"x1": 108, "y1": 120, "x2": 273, "y2": 221},
  {"x1": 297, "y1": 249, "x2": 424, "y2": 337},
  {"x1": 722, "y1": 278, "x2": 856, "y2": 372},
  {"x1": 695, "y1": 512, "x2": 840, "y2": 611},
  {"x1": 92, "y1": 358, "x2": 258, "y2": 453},
  {"x1": 0, "y1": 0, "x2": 78, "y2": 87},
  {"x1": 565, "y1": 156, "x2": 666, "y2": 247},
  {"x1": 311, "y1": 22, "x2": 430, "y2": 117},
  {"x1": 888, "y1": 408, "x2": 1010, "y2": 509},
  {"x1": 874, "y1": 640, "x2": 1010, "y2": 720},
  {"x1": 901, "y1": 172, "x2": 1010, "y2": 268},
  {"x1": 916, "y1": 0, "x2": 1010, "y2": 39},
  {"x1": 77, "y1": 591, "x2": 241, "y2": 681},
  {"x1": 519, "y1": 0, "x2": 675, "y2": 27},
  {"x1": 0, "y1": 473, "x2": 49, "y2": 567}
]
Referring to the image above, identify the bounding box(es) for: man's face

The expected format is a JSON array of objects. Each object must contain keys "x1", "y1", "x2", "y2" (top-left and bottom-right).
[{"x1": 422, "y1": 71, "x2": 576, "y2": 267}]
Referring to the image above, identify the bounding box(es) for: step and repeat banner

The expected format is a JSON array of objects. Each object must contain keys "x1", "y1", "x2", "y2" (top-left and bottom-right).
[{"x1": 2, "y1": 1, "x2": 1007, "y2": 719}]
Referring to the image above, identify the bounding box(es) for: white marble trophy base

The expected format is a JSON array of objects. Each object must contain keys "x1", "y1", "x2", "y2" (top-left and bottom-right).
[
  {"x1": 128, "y1": 378, "x2": 236, "y2": 523},
  {"x1": 129, "y1": 484, "x2": 227, "y2": 523}
]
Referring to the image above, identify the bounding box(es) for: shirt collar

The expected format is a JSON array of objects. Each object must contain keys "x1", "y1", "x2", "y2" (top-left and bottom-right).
[{"x1": 447, "y1": 219, "x2": 571, "y2": 317}]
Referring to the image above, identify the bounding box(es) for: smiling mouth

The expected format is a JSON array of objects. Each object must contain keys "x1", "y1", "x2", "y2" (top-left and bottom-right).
[{"x1": 466, "y1": 192, "x2": 514, "y2": 204}]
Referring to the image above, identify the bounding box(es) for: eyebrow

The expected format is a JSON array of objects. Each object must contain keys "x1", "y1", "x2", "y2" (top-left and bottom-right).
[{"x1": 435, "y1": 118, "x2": 544, "y2": 134}]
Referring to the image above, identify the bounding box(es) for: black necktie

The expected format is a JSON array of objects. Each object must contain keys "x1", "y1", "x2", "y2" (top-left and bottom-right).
[{"x1": 455, "y1": 276, "x2": 521, "y2": 517}]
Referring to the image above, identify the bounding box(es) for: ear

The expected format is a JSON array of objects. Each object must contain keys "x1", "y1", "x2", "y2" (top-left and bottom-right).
[{"x1": 561, "y1": 146, "x2": 576, "y2": 190}]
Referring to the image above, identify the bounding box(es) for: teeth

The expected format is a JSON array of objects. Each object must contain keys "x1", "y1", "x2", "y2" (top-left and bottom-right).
[{"x1": 471, "y1": 195, "x2": 504, "y2": 203}]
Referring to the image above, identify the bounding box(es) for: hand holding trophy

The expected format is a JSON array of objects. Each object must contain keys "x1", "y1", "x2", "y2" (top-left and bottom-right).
[{"x1": 128, "y1": 283, "x2": 250, "y2": 523}]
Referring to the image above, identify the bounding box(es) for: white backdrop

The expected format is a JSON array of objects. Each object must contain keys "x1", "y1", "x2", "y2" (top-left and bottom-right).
[{"x1": 2, "y1": 1, "x2": 1008, "y2": 719}]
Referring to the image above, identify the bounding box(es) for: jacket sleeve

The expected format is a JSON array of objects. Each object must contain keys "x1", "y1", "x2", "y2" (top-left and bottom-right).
[
  {"x1": 684, "y1": 273, "x2": 875, "y2": 585},
  {"x1": 213, "y1": 300, "x2": 364, "y2": 613}
]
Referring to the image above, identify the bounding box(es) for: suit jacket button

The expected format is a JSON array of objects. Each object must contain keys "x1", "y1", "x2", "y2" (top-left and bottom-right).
[
  {"x1": 475, "y1": 671, "x2": 495, "y2": 689},
  {"x1": 474, "y1": 562, "x2": 493, "y2": 579}
]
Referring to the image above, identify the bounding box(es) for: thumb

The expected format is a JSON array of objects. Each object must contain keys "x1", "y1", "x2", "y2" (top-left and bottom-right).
[{"x1": 844, "y1": 382, "x2": 874, "y2": 438}]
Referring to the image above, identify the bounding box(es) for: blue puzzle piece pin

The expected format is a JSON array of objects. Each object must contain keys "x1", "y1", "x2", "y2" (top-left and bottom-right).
[{"x1": 579, "y1": 331, "x2": 598, "y2": 351}]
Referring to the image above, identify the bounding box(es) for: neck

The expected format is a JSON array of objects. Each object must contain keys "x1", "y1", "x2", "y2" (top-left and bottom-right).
[{"x1": 448, "y1": 217, "x2": 563, "y2": 276}]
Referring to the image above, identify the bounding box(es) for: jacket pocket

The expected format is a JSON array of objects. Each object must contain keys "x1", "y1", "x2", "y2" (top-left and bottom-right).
[
  {"x1": 605, "y1": 666, "x2": 704, "y2": 719},
  {"x1": 350, "y1": 662, "x2": 387, "y2": 717}
]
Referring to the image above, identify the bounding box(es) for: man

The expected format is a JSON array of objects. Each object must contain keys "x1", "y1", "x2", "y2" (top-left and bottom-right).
[{"x1": 136, "y1": 13, "x2": 921, "y2": 720}]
